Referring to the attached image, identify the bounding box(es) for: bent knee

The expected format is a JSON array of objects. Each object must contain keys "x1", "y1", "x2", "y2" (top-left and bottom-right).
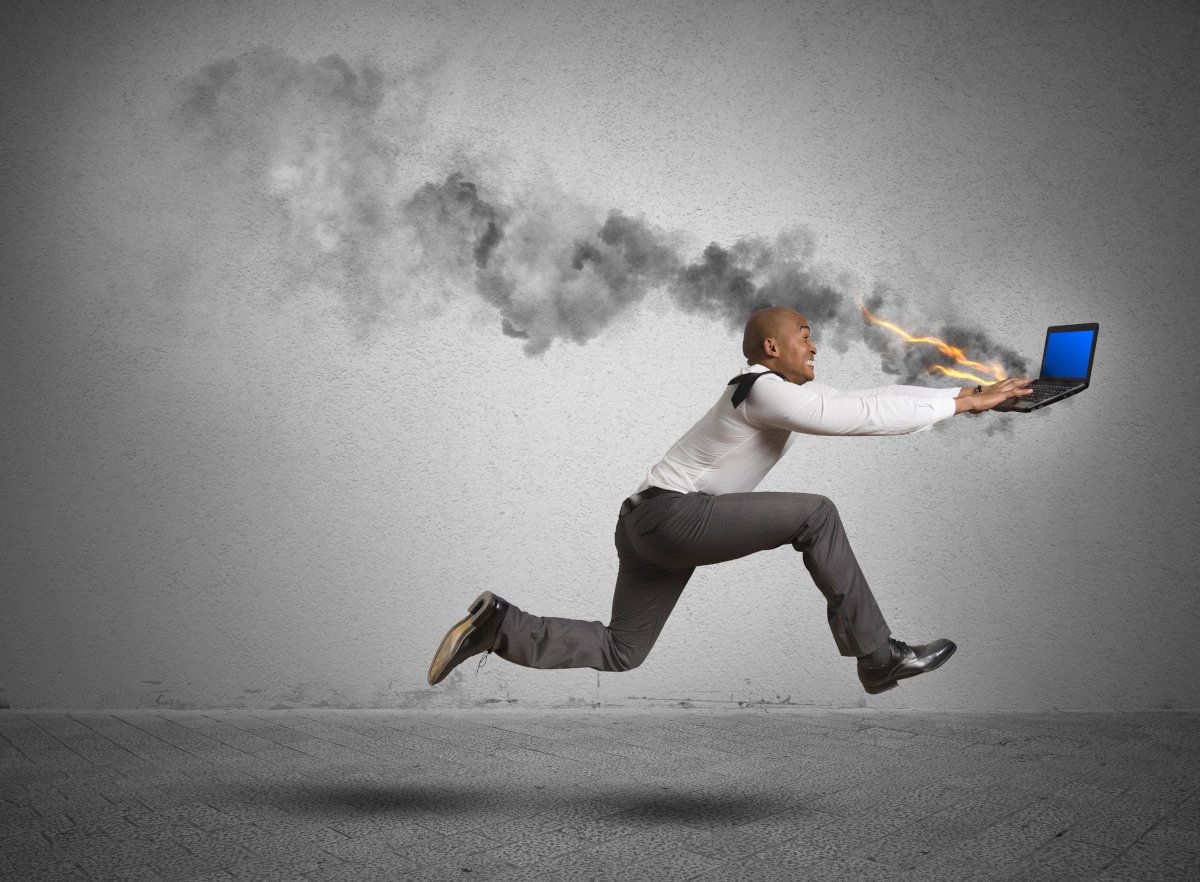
[
  {"x1": 791, "y1": 494, "x2": 844, "y2": 550},
  {"x1": 810, "y1": 494, "x2": 843, "y2": 522},
  {"x1": 608, "y1": 650, "x2": 646, "y2": 673},
  {"x1": 606, "y1": 639, "x2": 649, "y2": 672}
]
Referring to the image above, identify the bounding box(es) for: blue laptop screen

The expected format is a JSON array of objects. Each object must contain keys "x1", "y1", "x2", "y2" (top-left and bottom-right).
[{"x1": 1042, "y1": 329, "x2": 1095, "y2": 378}]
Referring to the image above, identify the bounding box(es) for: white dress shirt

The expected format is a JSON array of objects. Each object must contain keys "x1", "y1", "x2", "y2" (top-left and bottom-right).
[{"x1": 641, "y1": 364, "x2": 959, "y2": 496}]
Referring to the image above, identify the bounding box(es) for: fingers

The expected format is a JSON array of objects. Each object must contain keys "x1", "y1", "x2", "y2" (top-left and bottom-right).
[
  {"x1": 997, "y1": 377, "x2": 1034, "y2": 395},
  {"x1": 976, "y1": 377, "x2": 1032, "y2": 411}
]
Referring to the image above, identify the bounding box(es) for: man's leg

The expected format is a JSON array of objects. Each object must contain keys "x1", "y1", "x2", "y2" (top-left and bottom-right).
[
  {"x1": 625, "y1": 490, "x2": 957, "y2": 692},
  {"x1": 493, "y1": 559, "x2": 693, "y2": 672},
  {"x1": 626, "y1": 491, "x2": 890, "y2": 657},
  {"x1": 442, "y1": 495, "x2": 695, "y2": 674}
]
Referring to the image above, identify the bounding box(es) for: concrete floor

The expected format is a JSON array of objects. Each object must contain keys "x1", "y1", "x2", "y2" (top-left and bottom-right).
[{"x1": 1, "y1": 708, "x2": 1198, "y2": 881}]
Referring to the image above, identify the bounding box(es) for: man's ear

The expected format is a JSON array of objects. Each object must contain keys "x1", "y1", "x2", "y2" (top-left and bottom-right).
[{"x1": 763, "y1": 337, "x2": 779, "y2": 357}]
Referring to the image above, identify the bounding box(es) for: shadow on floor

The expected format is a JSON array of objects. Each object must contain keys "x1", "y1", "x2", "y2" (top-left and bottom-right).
[{"x1": 224, "y1": 779, "x2": 801, "y2": 825}]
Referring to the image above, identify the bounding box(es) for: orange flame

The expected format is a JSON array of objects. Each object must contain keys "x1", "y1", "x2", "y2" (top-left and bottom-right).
[{"x1": 860, "y1": 304, "x2": 1006, "y2": 385}]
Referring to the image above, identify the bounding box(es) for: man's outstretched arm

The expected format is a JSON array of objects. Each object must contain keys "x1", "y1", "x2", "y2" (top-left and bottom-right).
[
  {"x1": 746, "y1": 374, "x2": 1035, "y2": 435},
  {"x1": 952, "y1": 377, "x2": 1035, "y2": 414}
]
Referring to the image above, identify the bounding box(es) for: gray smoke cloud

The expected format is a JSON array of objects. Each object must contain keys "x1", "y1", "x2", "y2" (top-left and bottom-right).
[{"x1": 177, "y1": 48, "x2": 1027, "y2": 381}]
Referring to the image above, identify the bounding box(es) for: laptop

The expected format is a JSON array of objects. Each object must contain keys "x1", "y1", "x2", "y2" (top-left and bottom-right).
[{"x1": 995, "y1": 323, "x2": 1099, "y2": 412}]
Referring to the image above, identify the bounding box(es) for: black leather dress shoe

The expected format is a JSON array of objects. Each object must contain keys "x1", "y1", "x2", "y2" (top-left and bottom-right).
[
  {"x1": 857, "y1": 638, "x2": 957, "y2": 695},
  {"x1": 427, "y1": 592, "x2": 510, "y2": 686}
]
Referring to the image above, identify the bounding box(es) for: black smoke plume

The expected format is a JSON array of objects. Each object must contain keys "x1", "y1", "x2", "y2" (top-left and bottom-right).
[{"x1": 177, "y1": 48, "x2": 1026, "y2": 380}]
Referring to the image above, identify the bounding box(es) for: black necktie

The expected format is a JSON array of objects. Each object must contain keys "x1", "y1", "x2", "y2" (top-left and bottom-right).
[{"x1": 727, "y1": 370, "x2": 788, "y2": 408}]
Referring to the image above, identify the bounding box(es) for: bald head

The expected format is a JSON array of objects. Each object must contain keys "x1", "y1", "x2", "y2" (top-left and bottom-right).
[
  {"x1": 740, "y1": 306, "x2": 817, "y2": 384},
  {"x1": 742, "y1": 307, "x2": 807, "y2": 361}
]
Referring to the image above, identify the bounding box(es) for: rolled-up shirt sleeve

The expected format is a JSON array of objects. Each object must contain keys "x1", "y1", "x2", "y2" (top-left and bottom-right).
[{"x1": 745, "y1": 378, "x2": 958, "y2": 436}]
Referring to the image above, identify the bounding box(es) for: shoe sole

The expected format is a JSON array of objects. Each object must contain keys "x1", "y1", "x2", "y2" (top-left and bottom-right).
[
  {"x1": 427, "y1": 591, "x2": 494, "y2": 686},
  {"x1": 863, "y1": 642, "x2": 957, "y2": 695}
]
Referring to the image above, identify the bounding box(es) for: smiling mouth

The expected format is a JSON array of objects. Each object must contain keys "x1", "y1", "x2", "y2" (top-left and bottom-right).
[{"x1": 805, "y1": 360, "x2": 815, "y2": 367}]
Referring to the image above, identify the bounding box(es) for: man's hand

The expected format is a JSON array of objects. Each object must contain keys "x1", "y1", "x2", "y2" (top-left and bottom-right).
[{"x1": 954, "y1": 377, "x2": 1035, "y2": 414}]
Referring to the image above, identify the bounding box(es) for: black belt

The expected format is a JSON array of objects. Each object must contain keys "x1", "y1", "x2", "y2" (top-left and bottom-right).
[{"x1": 619, "y1": 486, "x2": 678, "y2": 516}]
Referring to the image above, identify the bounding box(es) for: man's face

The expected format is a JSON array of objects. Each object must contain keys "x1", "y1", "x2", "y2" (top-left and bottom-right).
[{"x1": 773, "y1": 315, "x2": 817, "y2": 384}]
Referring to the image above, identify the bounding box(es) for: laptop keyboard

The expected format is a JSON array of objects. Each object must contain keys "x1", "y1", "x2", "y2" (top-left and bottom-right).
[{"x1": 1026, "y1": 382, "x2": 1076, "y2": 404}]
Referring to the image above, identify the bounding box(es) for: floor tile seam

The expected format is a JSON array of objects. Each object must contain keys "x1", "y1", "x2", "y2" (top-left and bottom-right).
[
  {"x1": 177, "y1": 712, "x2": 360, "y2": 750},
  {"x1": 455, "y1": 732, "x2": 671, "y2": 765},
  {"x1": 852, "y1": 836, "x2": 972, "y2": 872},
  {"x1": 398, "y1": 716, "x2": 557, "y2": 750},
  {"x1": 244, "y1": 711, "x2": 461, "y2": 757},
  {"x1": 195, "y1": 714, "x2": 323, "y2": 737},
  {"x1": 309, "y1": 720, "x2": 483, "y2": 755},
  {"x1": 171, "y1": 712, "x2": 317, "y2": 739},
  {"x1": 273, "y1": 710, "x2": 458, "y2": 739},
  {"x1": 244, "y1": 710, "x2": 358, "y2": 737},
  {"x1": 903, "y1": 826, "x2": 1074, "y2": 876},
  {"x1": 1078, "y1": 826, "x2": 1163, "y2": 875},
  {"x1": 9, "y1": 714, "x2": 101, "y2": 736},
  {"x1": 28, "y1": 742, "x2": 170, "y2": 769},
  {"x1": 969, "y1": 818, "x2": 1087, "y2": 858},
  {"x1": 16, "y1": 715, "x2": 97, "y2": 768},
  {"x1": 493, "y1": 741, "x2": 622, "y2": 767},
  {"x1": 279, "y1": 716, "x2": 443, "y2": 744},
  {"x1": 0, "y1": 728, "x2": 40, "y2": 765},
  {"x1": 9, "y1": 734, "x2": 144, "y2": 760},
  {"x1": 0, "y1": 808, "x2": 46, "y2": 830},
  {"x1": 1117, "y1": 807, "x2": 1200, "y2": 860},
  {"x1": 60, "y1": 720, "x2": 328, "y2": 777},
  {"x1": 484, "y1": 722, "x2": 588, "y2": 748},
  {"x1": 576, "y1": 729, "x2": 753, "y2": 754},
  {"x1": 159, "y1": 712, "x2": 413, "y2": 768},
  {"x1": 227, "y1": 710, "x2": 378, "y2": 739},
  {"x1": 0, "y1": 828, "x2": 55, "y2": 852},
  {"x1": 851, "y1": 723, "x2": 1071, "y2": 750},
  {"x1": 109, "y1": 712, "x2": 251, "y2": 761},
  {"x1": 1003, "y1": 842, "x2": 1125, "y2": 877},
  {"x1": 66, "y1": 713, "x2": 164, "y2": 766},
  {"x1": 167, "y1": 713, "x2": 383, "y2": 759}
]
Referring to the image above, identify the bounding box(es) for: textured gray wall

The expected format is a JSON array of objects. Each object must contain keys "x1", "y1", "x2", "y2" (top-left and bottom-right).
[{"x1": 3, "y1": 0, "x2": 1199, "y2": 710}]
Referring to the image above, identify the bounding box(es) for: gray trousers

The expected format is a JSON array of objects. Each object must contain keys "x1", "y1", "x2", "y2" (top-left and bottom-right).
[{"x1": 492, "y1": 491, "x2": 891, "y2": 672}]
